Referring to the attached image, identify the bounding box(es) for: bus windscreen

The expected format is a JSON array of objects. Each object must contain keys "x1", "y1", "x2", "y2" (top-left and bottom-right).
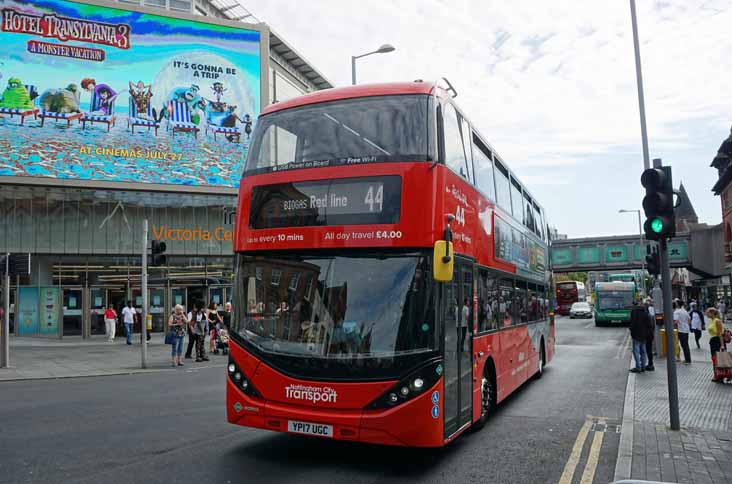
[{"x1": 245, "y1": 95, "x2": 430, "y2": 174}]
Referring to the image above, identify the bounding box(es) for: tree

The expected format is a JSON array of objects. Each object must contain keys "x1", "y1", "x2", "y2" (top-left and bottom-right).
[{"x1": 554, "y1": 272, "x2": 588, "y2": 284}]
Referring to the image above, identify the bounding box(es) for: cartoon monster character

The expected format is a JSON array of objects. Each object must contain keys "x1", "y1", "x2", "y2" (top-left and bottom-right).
[
  {"x1": 242, "y1": 114, "x2": 253, "y2": 138},
  {"x1": 128, "y1": 80, "x2": 163, "y2": 122},
  {"x1": 39, "y1": 84, "x2": 81, "y2": 113},
  {"x1": 211, "y1": 82, "x2": 226, "y2": 103},
  {"x1": 0, "y1": 77, "x2": 35, "y2": 110},
  {"x1": 168, "y1": 84, "x2": 204, "y2": 124},
  {"x1": 92, "y1": 84, "x2": 118, "y2": 116}
]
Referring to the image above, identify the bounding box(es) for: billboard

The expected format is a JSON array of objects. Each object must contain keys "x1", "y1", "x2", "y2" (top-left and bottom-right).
[{"x1": 0, "y1": 0, "x2": 265, "y2": 188}]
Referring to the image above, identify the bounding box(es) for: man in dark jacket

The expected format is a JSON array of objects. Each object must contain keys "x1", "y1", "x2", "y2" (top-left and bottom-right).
[{"x1": 629, "y1": 300, "x2": 651, "y2": 373}]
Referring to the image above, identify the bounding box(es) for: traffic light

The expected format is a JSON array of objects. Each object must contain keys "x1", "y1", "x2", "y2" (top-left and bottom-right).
[
  {"x1": 645, "y1": 245, "x2": 660, "y2": 275},
  {"x1": 150, "y1": 240, "x2": 167, "y2": 267},
  {"x1": 640, "y1": 166, "x2": 675, "y2": 240}
]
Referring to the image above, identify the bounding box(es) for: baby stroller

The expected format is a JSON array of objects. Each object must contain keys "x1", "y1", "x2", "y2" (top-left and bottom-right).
[{"x1": 215, "y1": 327, "x2": 230, "y2": 355}]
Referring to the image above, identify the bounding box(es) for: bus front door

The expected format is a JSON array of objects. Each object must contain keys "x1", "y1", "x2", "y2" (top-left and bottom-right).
[{"x1": 443, "y1": 261, "x2": 474, "y2": 439}]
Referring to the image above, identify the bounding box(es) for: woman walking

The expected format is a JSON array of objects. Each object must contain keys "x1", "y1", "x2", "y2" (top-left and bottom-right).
[
  {"x1": 104, "y1": 304, "x2": 117, "y2": 342},
  {"x1": 706, "y1": 307, "x2": 726, "y2": 382},
  {"x1": 168, "y1": 304, "x2": 187, "y2": 368}
]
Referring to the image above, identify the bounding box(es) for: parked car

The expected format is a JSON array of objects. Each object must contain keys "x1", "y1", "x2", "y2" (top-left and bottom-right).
[{"x1": 569, "y1": 302, "x2": 593, "y2": 319}]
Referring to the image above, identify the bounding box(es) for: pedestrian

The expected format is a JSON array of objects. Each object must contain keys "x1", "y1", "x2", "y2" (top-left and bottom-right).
[
  {"x1": 222, "y1": 302, "x2": 232, "y2": 329},
  {"x1": 208, "y1": 302, "x2": 223, "y2": 354},
  {"x1": 644, "y1": 298, "x2": 655, "y2": 371},
  {"x1": 689, "y1": 301, "x2": 705, "y2": 349},
  {"x1": 717, "y1": 299, "x2": 726, "y2": 320},
  {"x1": 194, "y1": 304, "x2": 210, "y2": 362},
  {"x1": 629, "y1": 299, "x2": 651, "y2": 373},
  {"x1": 184, "y1": 303, "x2": 202, "y2": 359},
  {"x1": 673, "y1": 301, "x2": 692, "y2": 364},
  {"x1": 706, "y1": 307, "x2": 726, "y2": 383},
  {"x1": 122, "y1": 301, "x2": 136, "y2": 345},
  {"x1": 168, "y1": 304, "x2": 187, "y2": 368},
  {"x1": 104, "y1": 303, "x2": 117, "y2": 342}
]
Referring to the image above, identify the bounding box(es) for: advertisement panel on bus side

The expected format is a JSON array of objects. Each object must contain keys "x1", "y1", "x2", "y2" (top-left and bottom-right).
[{"x1": 0, "y1": 0, "x2": 265, "y2": 189}]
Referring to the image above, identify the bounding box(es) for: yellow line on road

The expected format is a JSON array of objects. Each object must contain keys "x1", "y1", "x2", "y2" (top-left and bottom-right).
[
  {"x1": 580, "y1": 423, "x2": 605, "y2": 484},
  {"x1": 558, "y1": 418, "x2": 592, "y2": 484}
]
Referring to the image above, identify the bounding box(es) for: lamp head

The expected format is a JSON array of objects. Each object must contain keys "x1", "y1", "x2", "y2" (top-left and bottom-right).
[{"x1": 377, "y1": 44, "x2": 396, "y2": 54}]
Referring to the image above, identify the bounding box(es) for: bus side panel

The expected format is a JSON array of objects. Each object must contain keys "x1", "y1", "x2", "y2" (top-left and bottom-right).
[{"x1": 439, "y1": 167, "x2": 516, "y2": 273}]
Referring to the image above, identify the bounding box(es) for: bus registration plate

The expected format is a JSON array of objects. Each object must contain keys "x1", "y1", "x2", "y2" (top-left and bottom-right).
[{"x1": 287, "y1": 420, "x2": 333, "y2": 438}]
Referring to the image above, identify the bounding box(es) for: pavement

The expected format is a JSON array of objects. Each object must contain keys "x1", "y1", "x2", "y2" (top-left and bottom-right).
[
  {"x1": 0, "y1": 334, "x2": 227, "y2": 380},
  {"x1": 615, "y1": 329, "x2": 732, "y2": 484}
]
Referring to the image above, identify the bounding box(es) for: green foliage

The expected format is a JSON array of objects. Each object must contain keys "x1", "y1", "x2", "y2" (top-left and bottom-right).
[{"x1": 554, "y1": 272, "x2": 588, "y2": 284}]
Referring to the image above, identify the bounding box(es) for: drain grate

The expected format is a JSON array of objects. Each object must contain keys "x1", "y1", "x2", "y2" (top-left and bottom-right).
[{"x1": 591, "y1": 420, "x2": 621, "y2": 433}]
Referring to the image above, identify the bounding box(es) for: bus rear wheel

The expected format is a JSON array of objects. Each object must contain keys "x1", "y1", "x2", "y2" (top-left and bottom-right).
[{"x1": 534, "y1": 341, "x2": 545, "y2": 379}]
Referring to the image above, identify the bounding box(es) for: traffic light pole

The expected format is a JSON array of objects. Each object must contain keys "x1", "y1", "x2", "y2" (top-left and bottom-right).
[
  {"x1": 660, "y1": 238, "x2": 680, "y2": 430},
  {"x1": 141, "y1": 219, "x2": 148, "y2": 369}
]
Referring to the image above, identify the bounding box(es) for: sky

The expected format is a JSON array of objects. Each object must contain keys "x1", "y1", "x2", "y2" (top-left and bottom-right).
[{"x1": 245, "y1": 0, "x2": 732, "y2": 238}]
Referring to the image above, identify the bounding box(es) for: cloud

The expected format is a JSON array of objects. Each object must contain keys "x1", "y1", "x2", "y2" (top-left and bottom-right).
[{"x1": 244, "y1": 0, "x2": 732, "y2": 237}]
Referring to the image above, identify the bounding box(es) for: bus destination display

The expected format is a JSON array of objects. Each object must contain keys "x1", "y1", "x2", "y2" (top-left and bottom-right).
[{"x1": 249, "y1": 176, "x2": 401, "y2": 229}]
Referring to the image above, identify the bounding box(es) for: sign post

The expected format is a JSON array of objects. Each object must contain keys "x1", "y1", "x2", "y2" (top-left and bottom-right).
[
  {"x1": 141, "y1": 219, "x2": 148, "y2": 369},
  {"x1": 1, "y1": 254, "x2": 9, "y2": 368}
]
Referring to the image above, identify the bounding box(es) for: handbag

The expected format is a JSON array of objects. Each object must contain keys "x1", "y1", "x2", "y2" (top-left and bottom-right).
[
  {"x1": 716, "y1": 351, "x2": 732, "y2": 368},
  {"x1": 164, "y1": 329, "x2": 175, "y2": 345}
]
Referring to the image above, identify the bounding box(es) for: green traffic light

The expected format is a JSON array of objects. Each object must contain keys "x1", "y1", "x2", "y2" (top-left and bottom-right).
[{"x1": 650, "y1": 218, "x2": 664, "y2": 233}]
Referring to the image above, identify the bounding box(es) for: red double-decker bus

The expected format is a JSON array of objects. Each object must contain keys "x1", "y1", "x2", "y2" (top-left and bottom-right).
[
  {"x1": 556, "y1": 281, "x2": 586, "y2": 315},
  {"x1": 228, "y1": 81, "x2": 554, "y2": 447}
]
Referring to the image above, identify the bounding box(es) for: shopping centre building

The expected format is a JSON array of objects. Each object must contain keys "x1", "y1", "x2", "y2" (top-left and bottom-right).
[{"x1": 0, "y1": 0, "x2": 331, "y2": 337}]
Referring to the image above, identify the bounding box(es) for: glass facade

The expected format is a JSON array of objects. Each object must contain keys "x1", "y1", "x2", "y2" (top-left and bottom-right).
[{"x1": 0, "y1": 186, "x2": 237, "y2": 337}]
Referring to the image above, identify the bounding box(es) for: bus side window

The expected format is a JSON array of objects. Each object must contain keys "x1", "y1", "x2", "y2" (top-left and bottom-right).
[
  {"x1": 499, "y1": 280, "x2": 513, "y2": 327},
  {"x1": 441, "y1": 102, "x2": 470, "y2": 181},
  {"x1": 478, "y1": 269, "x2": 499, "y2": 331}
]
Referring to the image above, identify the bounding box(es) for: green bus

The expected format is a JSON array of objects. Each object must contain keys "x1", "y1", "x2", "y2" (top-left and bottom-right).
[{"x1": 594, "y1": 281, "x2": 636, "y2": 326}]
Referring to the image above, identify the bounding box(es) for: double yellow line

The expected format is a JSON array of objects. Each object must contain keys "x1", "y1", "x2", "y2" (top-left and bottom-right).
[{"x1": 558, "y1": 417, "x2": 606, "y2": 484}]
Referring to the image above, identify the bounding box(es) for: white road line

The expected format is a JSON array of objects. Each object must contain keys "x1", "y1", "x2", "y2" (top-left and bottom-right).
[
  {"x1": 558, "y1": 418, "x2": 592, "y2": 484},
  {"x1": 615, "y1": 332, "x2": 631, "y2": 360}
]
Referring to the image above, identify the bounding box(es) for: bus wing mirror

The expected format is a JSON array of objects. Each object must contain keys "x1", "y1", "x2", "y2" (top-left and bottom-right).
[{"x1": 433, "y1": 240, "x2": 454, "y2": 282}]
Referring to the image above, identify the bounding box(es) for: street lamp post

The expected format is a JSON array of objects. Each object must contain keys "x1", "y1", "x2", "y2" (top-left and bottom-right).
[
  {"x1": 351, "y1": 44, "x2": 395, "y2": 85},
  {"x1": 619, "y1": 208, "x2": 645, "y2": 297}
]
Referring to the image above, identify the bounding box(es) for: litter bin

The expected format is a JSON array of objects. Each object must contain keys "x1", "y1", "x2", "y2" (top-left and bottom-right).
[{"x1": 659, "y1": 328, "x2": 680, "y2": 359}]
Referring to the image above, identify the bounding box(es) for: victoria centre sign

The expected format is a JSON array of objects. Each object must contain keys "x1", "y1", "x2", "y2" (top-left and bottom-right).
[{"x1": 0, "y1": 0, "x2": 267, "y2": 189}]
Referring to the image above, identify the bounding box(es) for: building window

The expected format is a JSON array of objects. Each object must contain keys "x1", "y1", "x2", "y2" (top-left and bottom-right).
[
  {"x1": 271, "y1": 269, "x2": 282, "y2": 286},
  {"x1": 255, "y1": 267, "x2": 262, "y2": 280},
  {"x1": 288, "y1": 272, "x2": 300, "y2": 291}
]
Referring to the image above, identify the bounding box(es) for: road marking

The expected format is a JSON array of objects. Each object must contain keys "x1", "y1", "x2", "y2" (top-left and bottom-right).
[
  {"x1": 558, "y1": 418, "x2": 592, "y2": 484},
  {"x1": 614, "y1": 332, "x2": 631, "y2": 360},
  {"x1": 580, "y1": 420, "x2": 605, "y2": 484},
  {"x1": 584, "y1": 321, "x2": 595, "y2": 329}
]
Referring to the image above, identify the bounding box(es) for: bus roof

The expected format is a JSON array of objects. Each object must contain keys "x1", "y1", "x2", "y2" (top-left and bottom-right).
[
  {"x1": 595, "y1": 282, "x2": 635, "y2": 291},
  {"x1": 261, "y1": 81, "x2": 440, "y2": 116}
]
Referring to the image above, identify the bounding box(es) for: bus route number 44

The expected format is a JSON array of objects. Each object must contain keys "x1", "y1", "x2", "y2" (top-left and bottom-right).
[
  {"x1": 454, "y1": 207, "x2": 465, "y2": 226},
  {"x1": 364, "y1": 185, "x2": 383, "y2": 212}
]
